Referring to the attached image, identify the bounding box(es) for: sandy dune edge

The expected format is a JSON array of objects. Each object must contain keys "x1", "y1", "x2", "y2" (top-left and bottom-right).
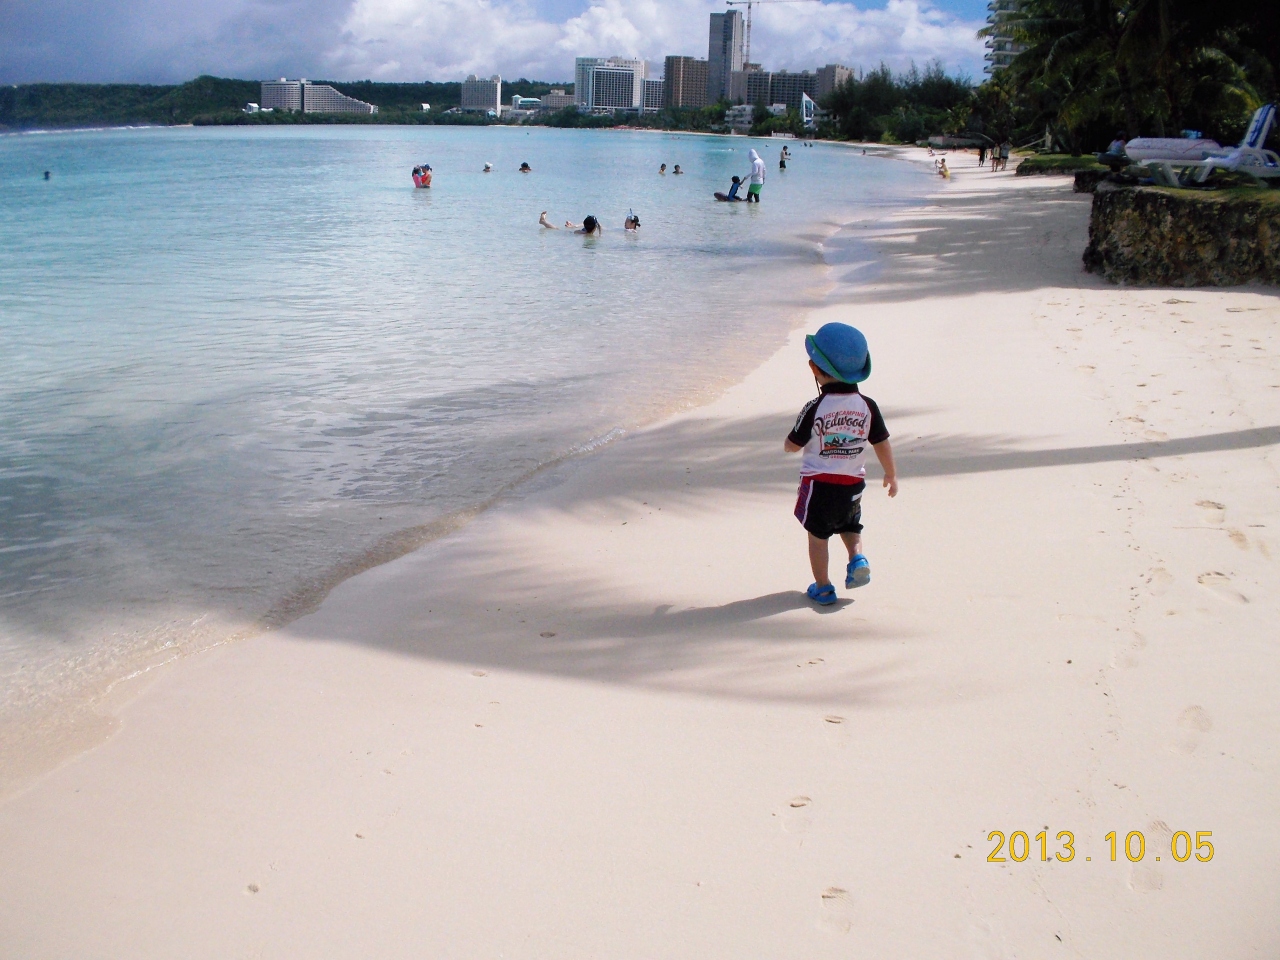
[{"x1": 2, "y1": 153, "x2": 1278, "y2": 957}]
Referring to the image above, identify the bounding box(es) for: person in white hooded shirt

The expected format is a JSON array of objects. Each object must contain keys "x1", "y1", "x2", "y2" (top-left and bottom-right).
[{"x1": 746, "y1": 148, "x2": 766, "y2": 202}]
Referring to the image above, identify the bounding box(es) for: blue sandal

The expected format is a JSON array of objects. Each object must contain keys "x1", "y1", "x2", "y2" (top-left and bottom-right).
[
  {"x1": 846, "y1": 554, "x2": 870, "y2": 589},
  {"x1": 807, "y1": 582, "x2": 837, "y2": 606}
]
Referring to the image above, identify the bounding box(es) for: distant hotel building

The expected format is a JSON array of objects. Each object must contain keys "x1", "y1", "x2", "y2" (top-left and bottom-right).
[
  {"x1": 663, "y1": 56, "x2": 709, "y2": 109},
  {"x1": 643, "y1": 78, "x2": 665, "y2": 113},
  {"x1": 984, "y1": 0, "x2": 1024, "y2": 72},
  {"x1": 574, "y1": 57, "x2": 646, "y2": 112},
  {"x1": 766, "y1": 71, "x2": 817, "y2": 112},
  {"x1": 260, "y1": 79, "x2": 378, "y2": 114},
  {"x1": 815, "y1": 63, "x2": 852, "y2": 99},
  {"x1": 737, "y1": 69, "x2": 817, "y2": 112},
  {"x1": 540, "y1": 88, "x2": 576, "y2": 110},
  {"x1": 461, "y1": 75, "x2": 503, "y2": 113},
  {"x1": 707, "y1": 10, "x2": 744, "y2": 103},
  {"x1": 728, "y1": 63, "x2": 761, "y2": 104}
]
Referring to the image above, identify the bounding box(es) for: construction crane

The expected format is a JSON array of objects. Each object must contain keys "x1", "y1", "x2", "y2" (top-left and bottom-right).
[{"x1": 725, "y1": 0, "x2": 822, "y2": 69}]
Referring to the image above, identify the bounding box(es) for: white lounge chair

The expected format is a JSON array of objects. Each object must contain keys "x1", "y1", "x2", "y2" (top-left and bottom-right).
[
  {"x1": 1193, "y1": 104, "x2": 1279, "y2": 182},
  {"x1": 1124, "y1": 103, "x2": 1279, "y2": 185}
]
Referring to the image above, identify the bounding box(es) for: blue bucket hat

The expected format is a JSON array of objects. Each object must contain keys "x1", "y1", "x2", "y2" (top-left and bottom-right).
[{"x1": 805, "y1": 322, "x2": 871, "y2": 383}]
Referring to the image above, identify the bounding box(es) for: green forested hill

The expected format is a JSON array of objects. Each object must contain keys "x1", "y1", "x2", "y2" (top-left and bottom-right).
[
  {"x1": 0, "y1": 76, "x2": 571, "y2": 129},
  {"x1": 0, "y1": 77, "x2": 259, "y2": 128}
]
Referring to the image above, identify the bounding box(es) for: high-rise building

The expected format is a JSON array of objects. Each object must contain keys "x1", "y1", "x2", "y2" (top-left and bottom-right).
[
  {"x1": 260, "y1": 79, "x2": 378, "y2": 114},
  {"x1": 575, "y1": 57, "x2": 646, "y2": 111},
  {"x1": 728, "y1": 63, "x2": 762, "y2": 103},
  {"x1": 745, "y1": 71, "x2": 773, "y2": 106},
  {"x1": 984, "y1": 0, "x2": 1024, "y2": 73},
  {"x1": 461, "y1": 75, "x2": 503, "y2": 113},
  {"x1": 706, "y1": 10, "x2": 744, "y2": 103},
  {"x1": 663, "y1": 56, "x2": 709, "y2": 109},
  {"x1": 261, "y1": 80, "x2": 302, "y2": 112},
  {"x1": 643, "y1": 79, "x2": 665, "y2": 113},
  {"x1": 768, "y1": 70, "x2": 817, "y2": 112},
  {"x1": 815, "y1": 64, "x2": 852, "y2": 100}
]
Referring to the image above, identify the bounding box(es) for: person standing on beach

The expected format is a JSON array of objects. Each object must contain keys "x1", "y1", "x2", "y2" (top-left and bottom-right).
[
  {"x1": 784, "y1": 323, "x2": 897, "y2": 606},
  {"x1": 746, "y1": 149, "x2": 766, "y2": 202}
]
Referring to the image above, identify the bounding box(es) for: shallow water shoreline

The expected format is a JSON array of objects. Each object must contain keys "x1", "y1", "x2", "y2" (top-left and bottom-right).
[{"x1": 0, "y1": 127, "x2": 929, "y2": 792}]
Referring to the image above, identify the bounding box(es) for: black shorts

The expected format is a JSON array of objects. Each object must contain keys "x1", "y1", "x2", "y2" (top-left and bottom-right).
[{"x1": 794, "y1": 477, "x2": 864, "y2": 540}]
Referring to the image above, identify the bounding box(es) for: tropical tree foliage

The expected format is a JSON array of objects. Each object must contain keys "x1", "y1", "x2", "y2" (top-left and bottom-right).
[
  {"x1": 985, "y1": 0, "x2": 1278, "y2": 149},
  {"x1": 823, "y1": 63, "x2": 973, "y2": 143}
]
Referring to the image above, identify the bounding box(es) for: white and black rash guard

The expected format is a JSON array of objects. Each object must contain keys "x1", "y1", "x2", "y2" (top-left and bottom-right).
[{"x1": 787, "y1": 382, "x2": 889, "y2": 485}]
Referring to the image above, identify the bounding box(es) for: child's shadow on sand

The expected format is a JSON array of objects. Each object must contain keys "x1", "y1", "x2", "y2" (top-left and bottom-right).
[{"x1": 652, "y1": 591, "x2": 853, "y2": 627}]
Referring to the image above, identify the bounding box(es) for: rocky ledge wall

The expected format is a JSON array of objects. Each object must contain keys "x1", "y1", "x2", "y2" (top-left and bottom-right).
[{"x1": 1083, "y1": 182, "x2": 1280, "y2": 286}]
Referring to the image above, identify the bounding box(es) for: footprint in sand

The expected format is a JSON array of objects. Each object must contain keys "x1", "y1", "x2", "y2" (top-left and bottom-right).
[
  {"x1": 1146, "y1": 568, "x2": 1173, "y2": 597},
  {"x1": 781, "y1": 796, "x2": 813, "y2": 834},
  {"x1": 1148, "y1": 820, "x2": 1174, "y2": 847},
  {"x1": 1197, "y1": 572, "x2": 1248, "y2": 604},
  {"x1": 1179, "y1": 705, "x2": 1212, "y2": 732},
  {"x1": 1128, "y1": 863, "x2": 1164, "y2": 892},
  {"x1": 819, "y1": 887, "x2": 854, "y2": 933},
  {"x1": 1196, "y1": 500, "x2": 1226, "y2": 525},
  {"x1": 1173, "y1": 705, "x2": 1212, "y2": 754},
  {"x1": 823, "y1": 715, "x2": 849, "y2": 746}
]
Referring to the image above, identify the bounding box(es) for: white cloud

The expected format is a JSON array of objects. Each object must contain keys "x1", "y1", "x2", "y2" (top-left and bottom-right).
[
  {"x1": 0, "y1": 0, "x2": 985, "y2": 85},
  {"x1": 326, "y1": 0, "x2": 986, "y2": 82}
]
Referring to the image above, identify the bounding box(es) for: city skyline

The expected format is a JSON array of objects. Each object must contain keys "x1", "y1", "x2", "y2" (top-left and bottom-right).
[{"x1": 1, "y1": 0, "x2": 987, "y2": 87}]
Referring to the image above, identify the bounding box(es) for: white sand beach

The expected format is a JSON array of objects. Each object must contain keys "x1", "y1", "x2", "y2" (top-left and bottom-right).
[{"x1": 2, "y1": 151, "x2": 1278, "y2": 956}]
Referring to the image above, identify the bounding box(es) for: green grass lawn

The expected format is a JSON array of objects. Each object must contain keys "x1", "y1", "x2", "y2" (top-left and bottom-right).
[{"x1": 1015, "y1": 154, "x2": 1108, "y2": 175}]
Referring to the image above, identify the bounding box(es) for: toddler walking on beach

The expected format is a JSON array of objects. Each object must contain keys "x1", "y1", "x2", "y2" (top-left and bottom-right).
[{"x1": 784, "y1": 323, "x2": 897, "y2": 605}]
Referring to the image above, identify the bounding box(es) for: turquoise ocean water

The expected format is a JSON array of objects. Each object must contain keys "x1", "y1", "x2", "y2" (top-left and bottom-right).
[{"x1": 0, "y1": 125, "x2": 927, "y2": 722}]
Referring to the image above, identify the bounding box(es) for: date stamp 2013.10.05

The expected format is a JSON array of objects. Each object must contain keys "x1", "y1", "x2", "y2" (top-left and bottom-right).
[{"x1": 986, "y1": 829, "x2": 1214, "y2": 864}]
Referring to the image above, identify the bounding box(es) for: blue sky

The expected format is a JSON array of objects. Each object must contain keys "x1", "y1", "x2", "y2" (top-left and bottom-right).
[{"x1": 0, "y1": 0, "x2": 990, "y2": 85}]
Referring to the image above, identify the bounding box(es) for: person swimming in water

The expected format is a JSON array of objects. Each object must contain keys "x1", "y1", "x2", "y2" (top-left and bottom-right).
[
  {"x1": 483, "y1": 162, "x2": 493, "y2": 172},
  {"x1": 412, "y1": 165, "x2": 432, "y2": 187},
  {"x1": 659, "y1": 163, "x2": 667, "y2": 174},
  {"x1": 672, "y1": 164, "x2": 684, "y2": 174},
  {"x1": 519, "y1": 162, "x2": 532, "y2": 172},
  {"x1": 565, "y1": 215, "x2": 602, "y2": 235},
  {"x1": 624, "y1": 211, "x2": 640, "y2": 230}
]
